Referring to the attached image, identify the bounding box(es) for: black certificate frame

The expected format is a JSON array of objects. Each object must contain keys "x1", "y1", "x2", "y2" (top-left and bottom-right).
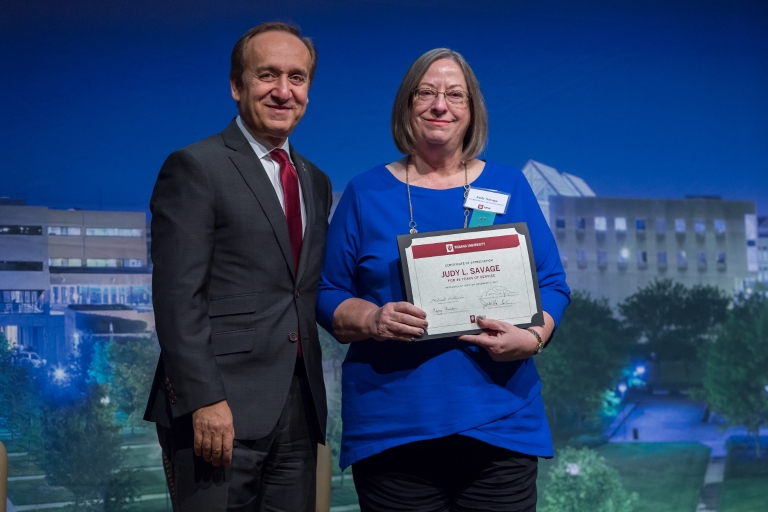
[{"x1": 397, "y1": 222, "x2": 544, "y2": 340}]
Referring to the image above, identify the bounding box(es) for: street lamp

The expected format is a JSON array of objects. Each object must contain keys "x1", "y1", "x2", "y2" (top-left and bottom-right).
[{"x1": 52, "y1": 366, "x2": 69, "y2": 385}]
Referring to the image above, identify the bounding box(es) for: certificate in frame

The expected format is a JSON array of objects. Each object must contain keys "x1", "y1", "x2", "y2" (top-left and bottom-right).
[{"x1": 397, "y1": 223, "x2": 544, "y2": 340}]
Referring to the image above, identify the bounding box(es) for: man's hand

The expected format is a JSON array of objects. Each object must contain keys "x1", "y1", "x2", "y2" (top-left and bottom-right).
[
  {"x1": 192, "y1": 400, "x2": 234, "y2": 466},
  {"x1": 365, "y1": 301, "x2": 428, "y2": 342}
]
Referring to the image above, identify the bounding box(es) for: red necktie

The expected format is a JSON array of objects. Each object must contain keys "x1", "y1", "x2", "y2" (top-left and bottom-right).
[{"x1": 271, "y1": 148, "x2": 303, "y2": 356}]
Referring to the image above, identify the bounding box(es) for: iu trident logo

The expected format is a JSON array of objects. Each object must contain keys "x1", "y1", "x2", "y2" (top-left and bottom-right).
[{"x1": 446, "y1": 244, "x2": 454, "y2": 253}]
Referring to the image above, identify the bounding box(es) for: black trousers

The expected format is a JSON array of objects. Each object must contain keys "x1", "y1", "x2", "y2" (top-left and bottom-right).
[
  {"x1": 157, "y1": 363, "x2": 318, "y2": 512},
  {"x1": 352, "y1": 435, "x2": 538, "y2": 512}
]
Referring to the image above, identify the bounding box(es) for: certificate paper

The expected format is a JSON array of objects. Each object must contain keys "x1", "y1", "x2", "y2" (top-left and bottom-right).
[{"x1": 397, "y1": 223, "x2": 543, "y2": 340}]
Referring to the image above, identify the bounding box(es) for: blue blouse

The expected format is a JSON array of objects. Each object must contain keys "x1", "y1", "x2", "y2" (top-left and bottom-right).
[{"x1": 317, "y1": 162, "x2": 570, "y2": 469}]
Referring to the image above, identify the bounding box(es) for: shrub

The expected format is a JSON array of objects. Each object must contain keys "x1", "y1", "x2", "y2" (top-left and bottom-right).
[{"x1": 540, "y1": 447, "x2": 637, "y2": 512}]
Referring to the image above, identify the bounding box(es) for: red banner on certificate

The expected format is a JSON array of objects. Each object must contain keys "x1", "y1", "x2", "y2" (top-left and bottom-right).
[{"x1": 411, "y1": 235, "x2": 519, "y2": 259}]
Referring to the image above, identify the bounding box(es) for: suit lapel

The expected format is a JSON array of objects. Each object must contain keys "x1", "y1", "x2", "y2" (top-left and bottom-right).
[
  {"x1": 222, "y1": 120, "x2": 296, "y2": 279},
  {"x1": 291, "y1": 145, "x2": 316, "y2": 286}
]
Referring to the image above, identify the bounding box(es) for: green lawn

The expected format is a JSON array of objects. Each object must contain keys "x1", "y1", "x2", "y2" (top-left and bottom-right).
[
  {"x1": 330, "y1": 482, "x2": 360, "y2": 508},
  {"x1": 719, "y1": 446, "x2": 768, "y2": 512},
  {"x1": 539, "y1": 443, "x2": 710, "y2": 512},
  {"x1": 121, "y1": 444, "x2": 162, "y2": 467}
]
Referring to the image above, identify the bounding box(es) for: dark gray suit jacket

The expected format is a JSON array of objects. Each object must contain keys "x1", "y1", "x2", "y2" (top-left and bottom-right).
[{"x1": 144, "y1": 119, "x2": 331, "y2": 440}]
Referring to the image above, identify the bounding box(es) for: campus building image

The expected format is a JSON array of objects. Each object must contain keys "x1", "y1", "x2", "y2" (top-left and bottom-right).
[
  {"x1": 522, "y1": 161, "x2": 759, "y2": 306},
  {"x1": 758, "y1": 216, "x2": 768, "y2": 284},
  {"x1": 0, "y1": 200, "x2": 152, "y2": 363}
]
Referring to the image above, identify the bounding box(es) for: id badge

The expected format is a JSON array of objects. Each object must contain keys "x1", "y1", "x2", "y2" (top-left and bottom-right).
[{"x1": 464, "y1": 187, "x2": 511, "y2": 214}]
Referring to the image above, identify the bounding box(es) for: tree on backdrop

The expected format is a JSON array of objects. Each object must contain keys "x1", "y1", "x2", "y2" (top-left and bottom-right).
[
  {"x1": 40, "y1": 383, "x2": 139, "y2": 510},
  {"x1": 319, "y1": 325, "x2": 348, "y2": 483},
  {"x1": 700, "y1": 292, "x2": 768, "y2": 457},
  {"x1": 108, "y1": 333, "x2": 160, "y2": 432},
  {"x1": 0, "y1": 333, "x2": 43, "y2": 450},
  {"x1": 319, "y1": 325, "x2": 347, "y2": 382},
  {"x1": 618, "y1": 279, "x2": 729, "y2": 360},
  {"x1": 537, "y1": 292, "x2": 631, "y2": 426},
  {"x1": 540, "y1": 446, "x2": 637, "y2": 512}
]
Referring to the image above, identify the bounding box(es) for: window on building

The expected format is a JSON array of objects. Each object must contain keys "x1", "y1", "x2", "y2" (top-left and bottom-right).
[
  {"x1": 675, "y1": 219, "x2": 686, "y2": 233},
  {"x1": 123, "y1": 259, "x2": 143, "y2": 267},
  {"x1": 698, "y1": 252, "x2": 707, "y2": 270},
  {"x1": 597, "y1": 250, "x2": 608, "y2": 268},
  {"x1": 717, "y1": 252, "x2": 726, "y2": 268},
  {"x1": 0, "y1": 225, "x2": 43, "y2": 235},
  {"x1": 48, "y1": 258, "x2": 83, "y2": 267},
  {"x1": 86, "y1": 259, "x2": 119, "y2": 267},
  {"x1": 677, "y1": 251, "x2": 687, "y2": 268},
  {"x1": 615, "y1": 217, "x2": 627, "y2": 233},
  {"x1": 636, "y1": 219, "x2": 646, "y2": 232},
  {"x1": 0, "y1": 261, "x2": 43, "y2": 271},
  {"x1": 560, "y1": 250, "x2": 568, "y2": 267},
  {"x1": 577, "y1": 249, "x2": 587, "y2": 268},
  {"x1": 617, "y1": 248, "x2": 629, "y2": 267},
  {"x1": 48, "y1": 226, "x2": 82, "y2": 236},
  {"x1": 595, "y1": 217, "x2": 607, "y2": 232},
  {"x1": 695, "y1": 220, "x2": 706, "y2": 235},
  {"x1": 576, "y1": 217, "x2": 587, "y2": 230},
  {"x1": 637, "y1": 250, "x2": 648, "y2": 268},
  {"x1": 555, "y1": 218, "x2": 566, "y2": 229},
  {"x1": 1, "y1": 290, "x2": 44, "y2": 314},
  {"x1": 714, "y1": 219, "x2": 726, "y2": 235},
  {"x1": 658, "y1": 251, "x2": 668, "y2": 268},
  {"x1": 85, "y1": 228, "x2": 142, "y2": 237},
  {"x1": 655, "y1": 218, "x2": 666, "y2": 234}
]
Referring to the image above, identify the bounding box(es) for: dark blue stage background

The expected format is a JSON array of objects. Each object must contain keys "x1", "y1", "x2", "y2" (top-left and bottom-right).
[{"x1": 2, "y1": 0, "x2": 767, "y2": 212}]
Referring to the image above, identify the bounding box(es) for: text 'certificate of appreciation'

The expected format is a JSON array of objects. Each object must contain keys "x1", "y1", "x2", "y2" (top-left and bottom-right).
[{"x1": 397, "y1": 223, "x2": 543, "y2": 340}]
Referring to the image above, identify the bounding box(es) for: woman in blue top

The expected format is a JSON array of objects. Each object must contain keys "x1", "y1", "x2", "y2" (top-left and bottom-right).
[{"x1": 317, "y1": 48, "x2": 570, "y2": 511}]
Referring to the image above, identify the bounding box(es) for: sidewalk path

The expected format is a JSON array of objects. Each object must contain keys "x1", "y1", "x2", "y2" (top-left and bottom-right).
[{"x1": 12, "y1": 493, "x2": 168, "y2": 511}]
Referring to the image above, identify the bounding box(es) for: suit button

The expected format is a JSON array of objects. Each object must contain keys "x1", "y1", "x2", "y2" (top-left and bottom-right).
[
  {"x1": 165, "y1": 377, "x2": 170, "y2": 384},
  {"x1": 170, "y1": 396, "x2": 178, "y2": 404},
  {"x1": 295, "y1": 291, "x2": 300, "y2": 298},
  {"x1": 288, "y1": 332, "x2": 299, "y2": 342}
]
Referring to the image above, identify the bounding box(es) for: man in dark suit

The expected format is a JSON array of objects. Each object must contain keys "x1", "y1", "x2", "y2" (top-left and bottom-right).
[{"x1": 144, "y1": 22, "x2": 331, "y2": 511}]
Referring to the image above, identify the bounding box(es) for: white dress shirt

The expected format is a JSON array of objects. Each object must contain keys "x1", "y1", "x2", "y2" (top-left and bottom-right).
[{"x1": 236, "y1": 116, "x2": 306, "y2": 236}]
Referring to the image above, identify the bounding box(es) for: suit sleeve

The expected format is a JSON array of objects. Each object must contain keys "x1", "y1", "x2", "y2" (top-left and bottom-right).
[{"x1": 150, "y1": 149, "x2": 226, "y2": 418}]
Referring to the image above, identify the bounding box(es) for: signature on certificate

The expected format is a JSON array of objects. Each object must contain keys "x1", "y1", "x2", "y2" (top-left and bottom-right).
[
  {"x1": 432, "y1": 305, "x2": 467, "y2": 315},
  {"x1": 479, "y1": 286, "x2": 520, "y2": 309},
  {"x1": 430, "y1": 295, "x2": 465, "y2": 304}
]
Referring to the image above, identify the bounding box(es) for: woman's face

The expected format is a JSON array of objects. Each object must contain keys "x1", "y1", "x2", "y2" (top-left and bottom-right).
[{"x1": 410, "y1": 58, "x2": 471, "y2": 154}]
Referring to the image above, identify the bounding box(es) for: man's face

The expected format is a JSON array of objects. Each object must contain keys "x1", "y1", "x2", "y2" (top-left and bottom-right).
[{"x1": 231, "y1": 31, "x2": 311, "y2": 146}]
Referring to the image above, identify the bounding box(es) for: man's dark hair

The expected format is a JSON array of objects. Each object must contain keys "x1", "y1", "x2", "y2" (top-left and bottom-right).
[{"x1": 230, "y1": 22, "x2": 317, "y2": 89}]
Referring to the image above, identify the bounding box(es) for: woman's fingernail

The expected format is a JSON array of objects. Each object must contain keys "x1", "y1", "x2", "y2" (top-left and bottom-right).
[
  {"x1": 478, "y1": 315, "x2": 486, "y2": 320},
  {"x1": 418, "y1": 329, "x2": 424, "y2": 336},
  {"x1": 422, "y1": 312, "x2": 427, "y2": 318},
  {"x1": 423, "y1": 322, "x2": 429, "y2": 328}
]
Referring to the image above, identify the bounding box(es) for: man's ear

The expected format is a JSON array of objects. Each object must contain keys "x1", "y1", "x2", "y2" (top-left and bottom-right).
[{"x1": 230, "y1": 77, "x2": 241, "y2": 103}]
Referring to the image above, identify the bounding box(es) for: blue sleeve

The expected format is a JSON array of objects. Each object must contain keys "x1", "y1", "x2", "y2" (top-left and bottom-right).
[
  {"x1": 317, "y1": 181, "x2": 362, "y2": 336},
  {"x1": 514, "y1": 174, "x2": 571, "y2": 327}
]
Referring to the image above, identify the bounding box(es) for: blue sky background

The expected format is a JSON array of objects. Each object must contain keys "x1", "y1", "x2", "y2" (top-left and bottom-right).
[{"x1": 2, "y1": 0, "x2": 767, "y2": 214}]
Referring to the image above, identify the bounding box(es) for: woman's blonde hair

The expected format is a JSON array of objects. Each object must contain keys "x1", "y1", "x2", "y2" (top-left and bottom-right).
[{"x1": 391, "y1": 48, "x2": 488, "y2": 161}]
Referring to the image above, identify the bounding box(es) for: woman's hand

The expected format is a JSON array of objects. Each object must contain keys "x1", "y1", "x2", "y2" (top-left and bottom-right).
[
  {"x1": 333, "y1": 298, "x2": 427, "y2": 343},
  {"x1": 365, "y1": 302, "x2": 428, "y2": 342},
  {"x1": 459, "y1": 313, "x2": 554, "y2": 362}
]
